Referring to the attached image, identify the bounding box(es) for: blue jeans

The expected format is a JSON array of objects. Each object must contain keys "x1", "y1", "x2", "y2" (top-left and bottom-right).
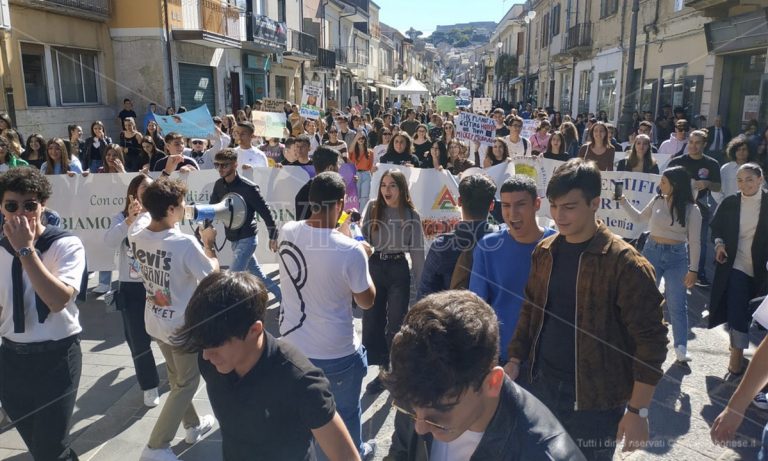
[
  {"x1": 98, "y1": 270, "x2": 112, "y2": 287},
  {"x1": 310, "y1": 346, "x2": 368, "y2": 458},
  {"x1": 89, "y1": 159, "x2": 102, "y2": 172},
  {"x1": 230, "y1": 236, "x2": 281, "y2": 302},
  {"x1": 726, "y1": 269, "x2": 754, "y2": 349},
  {"x1": 356, "y1": 170, "x2": 372, "y2": 211},
  {"x1": 643, "y1": 239, "x2": 690, "y2": 348}
]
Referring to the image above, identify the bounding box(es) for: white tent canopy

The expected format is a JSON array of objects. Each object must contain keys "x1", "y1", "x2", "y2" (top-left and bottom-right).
[{"x1": 390, "y1": 76, "x2": 430, "y2": 94}]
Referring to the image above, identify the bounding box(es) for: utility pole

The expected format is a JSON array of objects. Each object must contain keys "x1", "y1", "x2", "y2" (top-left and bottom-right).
[{"x1": 618, "y1": 0, "x2": 640, "y2": 142}]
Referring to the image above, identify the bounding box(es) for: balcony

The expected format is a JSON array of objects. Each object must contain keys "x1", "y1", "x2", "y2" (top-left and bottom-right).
[
  {"x1": 284, "y1": 29, "x2": 317, "y2": 60},
  {"x1": 335, "y1": 46, "x2": 369, "y2": 67},
  {"x1": 336, "y1": 0, "x2": 369, "y2": 21},
  {"x1": 249, "y1": 13, "x2": 287, "y2": 51},
  {"x1": 685, "y1": 0, "x2": 738, "y2": 18},
  {"x1": 172, "y1": 0, "x2": 244, "y2": 48},
  {"x1": 13, "y1": 0, "x2": 110, "y2": 21},
  {"x1": 565, "y1": 22, "x2": 592, "y2": 53},
  {"x1": 315, "y1": 48, "x2": 337, "y2": 70}
]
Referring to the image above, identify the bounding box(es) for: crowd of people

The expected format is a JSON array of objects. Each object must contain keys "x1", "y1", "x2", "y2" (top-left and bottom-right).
[{"x1": 0, "y1": 94, "x2": 767, "y2": 461}]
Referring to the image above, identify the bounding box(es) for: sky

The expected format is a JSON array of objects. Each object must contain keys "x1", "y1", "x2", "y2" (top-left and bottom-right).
[{"x1": 377, "y1": 0, "x2": 520, "y2": 37}]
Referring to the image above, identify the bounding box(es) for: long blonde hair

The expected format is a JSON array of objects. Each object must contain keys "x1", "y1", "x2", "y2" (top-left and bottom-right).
[{"x1": 43, "y1": 138, "x2": 71, "y2": 174}]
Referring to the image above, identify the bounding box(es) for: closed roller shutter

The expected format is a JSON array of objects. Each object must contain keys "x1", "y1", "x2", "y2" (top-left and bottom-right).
[{"x1": 179, "y1": 63, "x2": 216, "y2": 113}]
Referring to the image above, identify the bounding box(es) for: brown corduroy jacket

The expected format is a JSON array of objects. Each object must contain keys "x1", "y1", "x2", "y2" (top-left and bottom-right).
[{"x1": 507, "y1": 222, "x2": 669, "y2": 411}]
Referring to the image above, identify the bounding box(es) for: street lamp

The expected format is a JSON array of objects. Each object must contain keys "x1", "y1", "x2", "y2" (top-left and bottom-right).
[{"x1": 523, "y1": 10, "x2": 536, "y2": 105}]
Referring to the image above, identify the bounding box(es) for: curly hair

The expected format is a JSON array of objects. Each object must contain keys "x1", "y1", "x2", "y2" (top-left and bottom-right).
[
  {"x1": 0, "y1": 166, "x2": 53, "y2": 203},
  {"x1": 142, "y1": 177, "x2": 187, "y2": 221},
  {"x1": 382, "y1": 290, "x2": 499, "y2": 409}
]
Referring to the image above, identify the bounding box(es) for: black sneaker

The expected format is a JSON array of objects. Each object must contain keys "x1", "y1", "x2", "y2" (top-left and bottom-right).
[
  {"x1": 695, "y1": 277, "x2": 710, "y2": 287},
  {"x1": 365, "y1": 376, "x2": 385, "y2": 394}
]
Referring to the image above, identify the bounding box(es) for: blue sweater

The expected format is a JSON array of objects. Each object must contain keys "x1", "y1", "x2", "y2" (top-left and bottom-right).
[{"x1": 470, "y1": 227, "x2": 556, "y2": 362}]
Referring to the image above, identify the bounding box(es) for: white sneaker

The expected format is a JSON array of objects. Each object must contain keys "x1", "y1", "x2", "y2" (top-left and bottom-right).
[
  {"x1": 754, "y1": 392, "x2": 768, "y2": 410},
  {"x1": 675, "y1": 345, "x2": 692, "y2": 363},
  {"x1": 93, "y1": 283, "x2": 110, "y2": 294},
  {"x1": 143, "y1": 388, "x2": 160, "y2": 408},
  {"x1": 185, "y1": 414, "x2": 215, "y2": 443},
  {"x1": 139, "y1": 446, "x2": 179, "y2": 461},
  {"x1": 362, "y1": 439, "x2": 377, "y2": 461}
]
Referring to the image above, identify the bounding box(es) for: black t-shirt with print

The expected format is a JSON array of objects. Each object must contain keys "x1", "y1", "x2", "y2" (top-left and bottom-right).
[
  {"x1": 667, "y1": 153, "x2": 721, "y2": 199},
  {"x1": 200, "y1": 332, "x2": 335, "y2": 461}
]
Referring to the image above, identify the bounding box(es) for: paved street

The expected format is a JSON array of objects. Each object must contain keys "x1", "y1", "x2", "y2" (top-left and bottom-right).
[{"x1": 1, "y1": 264, "x2": 766, "y2": 460}]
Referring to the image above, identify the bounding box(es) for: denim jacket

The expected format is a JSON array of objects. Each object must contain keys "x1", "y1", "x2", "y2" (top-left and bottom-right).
[{"x1": 384, "y1": 376, "x2": 586, "y2": 461}]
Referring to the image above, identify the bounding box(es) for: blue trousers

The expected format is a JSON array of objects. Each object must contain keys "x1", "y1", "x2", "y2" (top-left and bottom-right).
[
  {"x1": 230, "y1": 236, "x2": 281, "y2": 302},
  {"x1": 643, "y1": 239, "x2": 690, "y2": 348}
]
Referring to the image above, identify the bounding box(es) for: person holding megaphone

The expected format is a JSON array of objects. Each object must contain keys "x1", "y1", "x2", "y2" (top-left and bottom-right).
[{"x1": 207, "y1": 148, "x2": 281, "y2": 302}]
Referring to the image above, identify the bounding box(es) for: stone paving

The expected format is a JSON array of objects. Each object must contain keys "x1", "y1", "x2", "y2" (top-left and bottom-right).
[{"x1": 0, "y1": 265, "x2": 766, "y2": 460}]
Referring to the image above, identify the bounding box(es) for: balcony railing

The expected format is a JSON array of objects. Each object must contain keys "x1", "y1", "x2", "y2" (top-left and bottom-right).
[
  {"x1": 335, "y1": 46, "x2": 369, "y2": 67},
  {"x1": 316, "y1": 48, "x2": 336, "y2": 69},
  {"x1": 18, "y1": 0, "x2": 110, "y2": 20},
  {"x1": 179, "y1": 0, "x2": 242, "y2": 41},
  {"x1": 339, "y1": 0, "x2": 369, "y2": 16},
  {"x1": 565, "y1": 22, "x2": 592, "y2": 51},
  {"x1": 287, "y1": 29, "x2": 318, "y2": 58}
]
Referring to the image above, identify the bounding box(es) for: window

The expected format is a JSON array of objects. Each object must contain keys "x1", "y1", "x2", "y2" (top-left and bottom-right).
[
  {"x1": 597, "y1": 71, "x2": 617, "y2": 121},
  {"x1": 541, "y1": 13, "x2": 550, "y2": 47},
  {"x1": 277, "y1": 0, "x2": 286, "y2": 23},
  {"x1": 659, "y1": 64, "x2": 687, "y2": 113},
  {"x1": 275, "y1": 75, "x2": 287, "y2": 100},
  {"x1": 640, "y1": 79, "x2": 658, "y2": 113},
  {"x1": 560, "y1": 71, "x2": 571, "y2": 114},
  {"x1": 52, "y1": 48, "x2": 99, "y2": 105},
  {"x1": 577, "y1": 69, "x2": 591, "y2": 115},
  {"x1": 516, "y1": 31, "x2": 525, "y2": 56},
  {"x1": 21, "y1": 43, "x2": 49, "y2": 107},
  {"x1": 552, "y1": 4, "x2": 561, "y2": 37},
  {"x1": 600, "y1": 0, "x2": 618, "y2": 18}
]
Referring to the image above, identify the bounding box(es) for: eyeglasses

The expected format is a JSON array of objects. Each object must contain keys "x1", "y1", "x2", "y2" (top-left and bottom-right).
[
  {"x1": 511, "y1": 124, "x2": 523, "y2": 128},
  {"x1": 4, "y1": 201, "x2": 40, "y2": 213},
  {"x1": 391, "y1": 403, "x2": 454, "y2": 433},
  {"x1": 191, "y1": 140, "x2": 205, "y2": 145},
  {"x1": 383, "y1": 132, "x2": 392, "y2": 136},
  {"x1": 213, "y1": 162, "x2": 233, "y2": 169}
]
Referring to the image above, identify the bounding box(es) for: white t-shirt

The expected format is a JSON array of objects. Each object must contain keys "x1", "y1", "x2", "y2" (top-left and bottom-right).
[
  {"x1": 504, "y1": 136, "x2": 532, "y2": 157},
  {"x1": 373, "y1": 144, "x2": 388, "y2": 164},
  {"x1": 235, "y1": 146, "x2": 268, "y2": 168},
  {"x1": 429, "y1": 430, "x2": 484, "y2": 461},
  {"x1": 0, "y1": 236, "x2": 86, "y2": 342},
  {"x1": 128, "y1": 226, "x2": 214, "y2": 344},
  {"x1": 278, "y1": 221, "x2": 373, "y2": 360}
]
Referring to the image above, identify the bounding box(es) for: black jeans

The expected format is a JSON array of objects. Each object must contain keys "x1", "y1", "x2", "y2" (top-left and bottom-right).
[
  {"x1": 528, "y1": 366, "x2": 624, "y2": 461},
  {"x1": 0, "y1": 336, "x2": 82, "y2": 461},
  {"x1": 117, "y1": 282, "x2": 159, "y2": 390},
  {"x1": 364, "y1": 257, "x2": 410, "y2": 366}
]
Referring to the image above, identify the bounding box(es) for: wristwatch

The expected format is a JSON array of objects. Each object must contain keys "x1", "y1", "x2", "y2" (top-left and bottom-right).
[
  {"x1": 17, "y1": 247, "x2": 34, "y2": 258},
  {"x1": 626, "y1": 404, "x2": 649, "y2": 418},
  {"x1": 714, "y1": 238, "x2": 725, "y2": 247}
]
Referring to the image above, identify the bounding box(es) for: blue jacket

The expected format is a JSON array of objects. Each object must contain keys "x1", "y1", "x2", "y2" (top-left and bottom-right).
[{"x1": 417, "y1": 220, "x2": 496, "y2": 300}]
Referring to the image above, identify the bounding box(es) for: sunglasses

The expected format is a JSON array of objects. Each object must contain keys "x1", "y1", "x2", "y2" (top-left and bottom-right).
[
  {"x1": 383, "y1": 133, "x2": 392, "y2": 136},
  {"x1": 192, "y1": 140, "x2": 205, "y2": 145},
  {"x1": 213, "y1": 162, "x2": 233, "y2": 169},
  {"x1": 4, "y1": 201, "x2": 40, "y2": 213},
  {"x1": 391, "y1": 403, "x2": 454, "y2": 433}
]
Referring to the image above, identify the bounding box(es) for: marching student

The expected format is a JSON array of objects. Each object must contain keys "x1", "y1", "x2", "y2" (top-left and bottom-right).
[{"x1": 0, "y1": 167, "x2": 86, "y2": 460}]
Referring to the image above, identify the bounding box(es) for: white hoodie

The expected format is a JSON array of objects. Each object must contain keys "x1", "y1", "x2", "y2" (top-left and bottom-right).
[{"x1": 658, "y1": 133, "x2": 688, "y2": 157}]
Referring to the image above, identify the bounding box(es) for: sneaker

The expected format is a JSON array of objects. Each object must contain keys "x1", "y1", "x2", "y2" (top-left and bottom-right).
[
  {"x1": 695, "y1": 277, "x2": 710, "y2": 288},
  {"x1": 139, "y1": 446, "x2": 179, "y2": 461},
  {"x1": 365, "y1": 376, "x2": 385, "y2": 394},
  {"x1": 675, "y1": 345, "x2": 692, "y2": 363},
  {"x1": 185, "y1": 414, "x2": 214, "y2": 444},
  {"x1": 754, "y1": 393, "x2": 768, "y2": 410},
  {"x1": 143, "y1": 388, "x2": 160, "y2": 408},
  {"x1": 361, "y1": 440, "x2": 377, "y2": 461},
  {"x1": 93, "y1": 283, "x2": 110, "y2": 294}
]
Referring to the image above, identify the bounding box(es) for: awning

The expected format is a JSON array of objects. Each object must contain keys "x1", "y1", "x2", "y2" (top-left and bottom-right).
[
  {"x1": 368, "y1": 85, "x2": 378, "y2": 91},
  {"x1": 375, "y1": 83, "x2": 397, "y2": 90},
  {"x1": 508, "y1": 77, "x2": 522, "y2": 85}
]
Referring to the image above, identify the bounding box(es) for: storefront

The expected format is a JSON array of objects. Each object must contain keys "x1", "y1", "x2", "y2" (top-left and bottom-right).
[{"x1": 706, "y1": 8, "x2": 768, "y2": 134}]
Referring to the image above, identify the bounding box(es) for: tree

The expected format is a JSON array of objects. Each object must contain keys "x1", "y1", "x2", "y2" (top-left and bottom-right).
[{"x1": 406, "y1": 27, "x2": 423, "y2": 41}]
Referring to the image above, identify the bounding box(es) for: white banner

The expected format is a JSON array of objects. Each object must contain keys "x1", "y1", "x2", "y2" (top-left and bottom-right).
[
  {"x1": 46, "y1": 167, "x2": 311, "y2": 271},
  {"x1": 472, "y1": 97, "x2": 492, "y2": 114}
]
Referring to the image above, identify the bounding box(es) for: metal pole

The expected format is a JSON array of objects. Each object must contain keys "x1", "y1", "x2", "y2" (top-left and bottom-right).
[
  {"x1": 524, "y1": 23, "x2": 531, "y2": 104},
  {"x1": 618, "y1": 0, "x2": 640, "y2": 141}
]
